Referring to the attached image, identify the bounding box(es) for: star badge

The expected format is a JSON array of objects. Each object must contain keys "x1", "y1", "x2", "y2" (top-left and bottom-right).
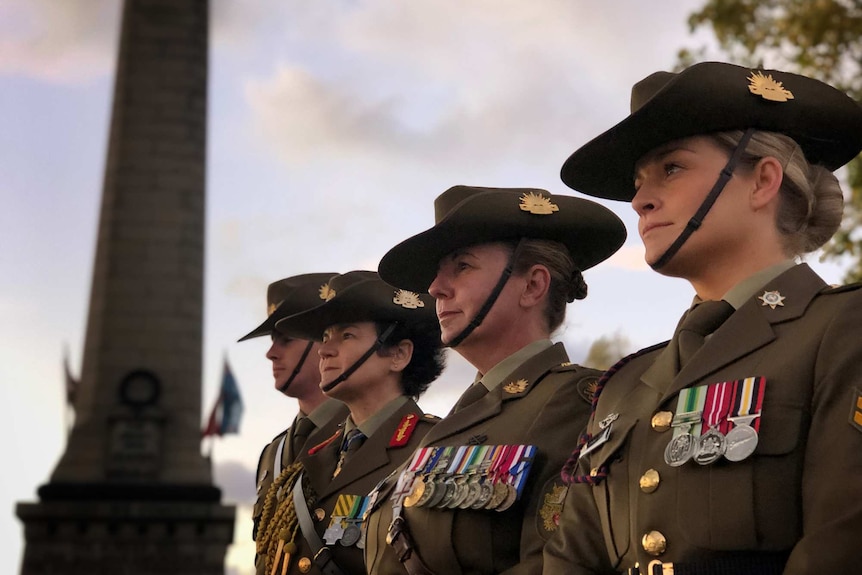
[
  {"x1": 747, "y1": 71, "x2": 794, "y2": 102},
  {"x1": 758, "y1": 290, "x2": 785, "y2": 309}
]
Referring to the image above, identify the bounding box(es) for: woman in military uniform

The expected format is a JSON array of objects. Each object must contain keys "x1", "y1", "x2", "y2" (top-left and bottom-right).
[
  {"x1": 363, "y1": 185, "x2": 626, "y2": 574},
  {"x1": 544, "y1": 62, "x2": 862, "y2": 574},
  {"x1": 255, "y1": 271, "x2": 445, "y2": 575}
]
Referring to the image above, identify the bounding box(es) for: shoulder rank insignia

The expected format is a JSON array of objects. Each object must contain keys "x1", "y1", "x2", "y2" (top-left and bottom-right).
[
  {"x1": 850, "y1": 388, "x2": 862, "y2": 433},
  {"x1": 389, "y1": 413, "x2": 419, "y2": 447},
  {"x1": 503, "y1": 379, "x2": 529, "y2": 394},
  {"x1": 538, "y1": 480, "x2": 567, "y2": 536},
  {"x1": 758, "y1": 290, "x2": 785, "y2": 309},
  {"x1": 519, "y1": 192, "x2": 559, "y2": 215}
]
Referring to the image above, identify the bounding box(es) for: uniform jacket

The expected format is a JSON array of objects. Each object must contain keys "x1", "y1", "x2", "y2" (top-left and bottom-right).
[
  {"x1": 253, "y1": 403, "x2": 349, "y2": 541},
  {"x1": 544, "y1": 264, "x2": 862, "y2": 574},
  {"x1": 258, "y1": 398, "x2": 437, "y2": 575},
  {"x1": 365, "y1": 343, "x2": 599, "y2": 575}
]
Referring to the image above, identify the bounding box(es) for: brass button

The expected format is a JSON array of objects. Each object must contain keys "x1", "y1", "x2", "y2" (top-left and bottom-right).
[
  {"x1": 642, "y1": 530, "x2": 667, "y2": 556},
  {"x1": 590, "y1": 467, "x2": 599, "y2": 477},
  {"x1": 651, "y1": 411, "x2": 673, "y2": 432},
  {"x1": 314, "y1": 508, "x2": 326, "y2": 521},
  {"x1": 639, "y1": 469, "x2": 660, "y2": 493},
  {"x1": 298, "y1": 557, "x2": 312, "y2": 573}
]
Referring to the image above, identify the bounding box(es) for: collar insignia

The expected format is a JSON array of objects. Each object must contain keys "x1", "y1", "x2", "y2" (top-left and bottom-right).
[
  {"x1": 519, "y1": 192, "x2": 559, "y2": 215},
  {"x1": 393, "y1": 289, "x2": 425, "y2": 309},
  {"x1": 503, "y1": 379, "x2": 529, "y2": 394},
  {"x1": 758, "y1": 290, "x2": 786, "y2": 309},
  {"x1": 319, "y1": 283, "x2": 336, "y2": 301},
  {"x1": 748, "y1": 71, "x2": 794, "y2": 102}
]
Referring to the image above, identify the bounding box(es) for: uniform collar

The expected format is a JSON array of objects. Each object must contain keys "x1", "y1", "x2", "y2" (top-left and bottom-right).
[{"x1": 478, "y1": 339, "x2": 553, "y2": 392}]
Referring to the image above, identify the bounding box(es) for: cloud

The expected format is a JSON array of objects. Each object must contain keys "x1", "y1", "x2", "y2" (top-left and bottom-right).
[
  {"x1": 0, "y1": 0, "x2": 119, "y2": 82},
  {"x1": 606, "y1": 244, "x2": 649, "y2": 271},
  {"x1": 213, "y1": 459, "x2": 257, "y2": 504}
]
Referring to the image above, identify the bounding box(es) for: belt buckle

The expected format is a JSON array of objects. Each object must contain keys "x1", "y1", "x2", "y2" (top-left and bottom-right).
[{"x1": 648, "y1": 560, "x2": 674, "y2": 575}]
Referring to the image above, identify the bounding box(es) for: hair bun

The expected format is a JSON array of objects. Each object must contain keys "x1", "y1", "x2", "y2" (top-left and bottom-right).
[{"x1": 567, "y1": 271, "x2": 588, "y2": 302}]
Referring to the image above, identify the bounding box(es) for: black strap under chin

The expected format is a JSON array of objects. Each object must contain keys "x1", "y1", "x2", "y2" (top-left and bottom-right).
[
  {"x1": 446, "y1": 239, "x2": 526, "y2": 348},
  {"x1": 650, "y1": 128, "x2": 756, "y2": 271},
  {"x1": 320, "y1": 323, "x2": 398, "y2": 392},
  {"x1": 277, "y1": 340, "x2": 315, "y2": 393}
]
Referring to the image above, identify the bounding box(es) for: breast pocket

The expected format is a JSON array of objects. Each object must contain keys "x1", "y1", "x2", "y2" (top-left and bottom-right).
[
  {"x1": 589, "y1": 416, "x2": 639, "y2": 563},
  {"x1": 676, "y1": 403, "x2": 805, "y2": 550}
]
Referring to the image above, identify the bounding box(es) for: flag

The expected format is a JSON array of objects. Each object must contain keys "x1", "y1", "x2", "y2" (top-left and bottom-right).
[
  {"x1": 63, "y1": 346, "x2": 78, "y2": 408},
  {"x1": 202, "y1": 358, "x2": 244, "y2": 437}
]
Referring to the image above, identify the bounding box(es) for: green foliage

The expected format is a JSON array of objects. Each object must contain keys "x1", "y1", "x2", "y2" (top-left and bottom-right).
[
  {"x1": 678, "y1": 0, "x2": 862, "y2": 281},
  {"x1": 583, "y1": 331, "x2": 631, "y2": 371}
]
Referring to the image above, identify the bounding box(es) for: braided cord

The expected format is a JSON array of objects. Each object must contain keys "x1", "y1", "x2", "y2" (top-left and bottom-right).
[{"x1": 256, "y1": 461, "x2": 307, "y2": 574}]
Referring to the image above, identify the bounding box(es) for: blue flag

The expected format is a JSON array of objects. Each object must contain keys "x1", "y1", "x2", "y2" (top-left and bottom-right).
[{"x1": 203, "y1": 358, "x2": 243, "y2": 437}]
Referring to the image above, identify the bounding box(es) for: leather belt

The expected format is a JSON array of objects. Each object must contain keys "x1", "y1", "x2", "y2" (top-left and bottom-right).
[
  {"x1": 292, "y1": 472, "x2": 347, "y2": 575},
  {"x1": 627, "y1": 552, "x2": 788, "y2": 575},
  {"x1": 386, "y1": 516, "x2": 435, "y2": 575}
]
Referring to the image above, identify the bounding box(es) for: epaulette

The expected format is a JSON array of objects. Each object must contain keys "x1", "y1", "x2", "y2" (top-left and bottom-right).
[
  {"x1": 550, "y1": 361, "x2": 582, "y2": 373},
  {"x1": 822, "y1": 281, "x2": 862, "y2": 295}
]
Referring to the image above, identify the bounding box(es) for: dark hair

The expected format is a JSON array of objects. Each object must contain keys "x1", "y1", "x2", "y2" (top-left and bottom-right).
[
  {"x1": 375, "y1": 321, "x2": 445, "y2": 398},
  {"x1": 709, "y1": 130, "x2": 843, "y2": 255},
  {"x1": 504, "y1": 238, "x2": 587, "y2": 332}
]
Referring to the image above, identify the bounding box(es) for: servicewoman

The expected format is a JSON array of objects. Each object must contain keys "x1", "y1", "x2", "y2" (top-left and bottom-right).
[
  {"x1": 255, "y1": 270, "x2": 445, "y2": 575},
  {"x1": 240, "y1": 273, "x2": 349, "y2": 542},
  {"x1": 364, "y1": 185, "x2": 627, "y2": 574},
  {"x1": 544, "y1": 62, "x2": 862, "y2": 574}
]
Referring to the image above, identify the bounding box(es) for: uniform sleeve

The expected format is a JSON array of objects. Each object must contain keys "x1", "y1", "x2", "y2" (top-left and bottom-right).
[
  {"x1": 785, "y1": 292, "x2": 862, "y2": 573},
  {"x1": 252, "y1": 439, "x2": 277, "y2": 541},
  {"x1": 500, "y1": 370, "x2": 603, "y2": 575},
  {"x1": 542, "y1": 462, "x2": 616, "y2": 575}
]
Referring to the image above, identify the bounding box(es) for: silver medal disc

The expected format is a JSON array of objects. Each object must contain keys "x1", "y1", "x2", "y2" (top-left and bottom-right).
[
  {"x1": 724, "y1": 425, "x2": 759, "y2": 461},
  {"x1": 664, "y1": 433, "x2": 696, "y2": 467},
  {"x1": 693, "y1": 427, "x2": 726, "y2": 465}
]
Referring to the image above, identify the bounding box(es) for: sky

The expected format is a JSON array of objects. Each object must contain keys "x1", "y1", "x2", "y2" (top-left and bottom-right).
[{"x1": 0, "y1": 1, "x2": 854, "y2": 574}]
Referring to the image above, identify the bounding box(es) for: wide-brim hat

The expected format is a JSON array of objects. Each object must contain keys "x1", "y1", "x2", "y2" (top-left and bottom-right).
[
  {"x1": 377, "y1": 185, "x2": 627, "y2": 293},
  {"x1": 561, "y1": 61, "x2": 862, "y2": 201},
  {"x1": 274, "y1": 271, "x2": 439, "y2": 342},
  {"x1": 237, "y1": 272, "x2": 338, "y2": 342}
]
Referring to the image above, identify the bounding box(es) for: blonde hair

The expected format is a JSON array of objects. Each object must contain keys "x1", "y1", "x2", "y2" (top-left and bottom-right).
[{"x1": 710, "y1": 130, "x2": 844, "y2": 255}]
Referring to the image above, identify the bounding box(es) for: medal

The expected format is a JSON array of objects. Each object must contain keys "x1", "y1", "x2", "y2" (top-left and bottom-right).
[
  {"x1": 664, "y1": 386, "x2": 706, "y2": 467},
  {"x1": 694, "y1": 381, "x2": 732, "y2": 465},
  {"x1": 340, "y1": 524, "x2": 361, "y2": 547},
  {"x1": 323, "y1": 520, "x2": 344, "y2": 545},
  {"x1": 495, "y1": 484, "x2": 518, "y2": 512},
  {"x1": 725, "y1": 376, "x2": 766, "y2": 462}
]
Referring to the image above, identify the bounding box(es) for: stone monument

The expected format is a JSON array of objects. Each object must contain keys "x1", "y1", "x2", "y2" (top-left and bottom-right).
[{"x1": 16, "y1": 0, "x2": 235, "y2": 572}]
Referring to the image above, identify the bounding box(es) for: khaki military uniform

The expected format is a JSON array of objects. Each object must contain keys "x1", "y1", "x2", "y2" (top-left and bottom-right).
[
  {"x1": 257, "y1": 398, "x2": 437, "y2": 575},
  {"x1": 365, "y1": 343, "x2": 598, "y2": 575},
  {"x1": 253, "y1": 400, "x2": 349, "y2": 541},
  {"x1": 544, "y1": 264, "x2": 862, "y2": 574}
]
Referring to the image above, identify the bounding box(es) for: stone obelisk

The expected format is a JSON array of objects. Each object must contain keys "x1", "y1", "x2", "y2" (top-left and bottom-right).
[{"x1": 16, "y1": 1, "x2": 235, "y2": 573}]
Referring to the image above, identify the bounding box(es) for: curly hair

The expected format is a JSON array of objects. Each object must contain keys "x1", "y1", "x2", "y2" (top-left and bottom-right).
[{"x1": 375, "y1": 321, "x2": 446, "y2": 398}]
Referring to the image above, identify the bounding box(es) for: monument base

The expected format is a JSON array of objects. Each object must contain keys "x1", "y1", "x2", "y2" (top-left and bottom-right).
[{"x1": 16, "y1": 483, "x2": 235, "y2": 575}]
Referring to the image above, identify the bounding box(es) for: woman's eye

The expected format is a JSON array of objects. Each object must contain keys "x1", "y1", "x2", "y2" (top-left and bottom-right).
[{"x1": 664, "y1": 163, "x2": 682, "y2": 176}]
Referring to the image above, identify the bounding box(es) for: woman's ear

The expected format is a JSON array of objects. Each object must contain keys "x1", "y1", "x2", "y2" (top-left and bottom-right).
[
  {"x1": 750, "y1": 156, "x2": 783, "y2": 211},
  {"x1": 521, "y1": 264, "x2": 551, "y2": 309},
  {"x1": 390, "y1": 339, "x2": 414, "y2": 373}
]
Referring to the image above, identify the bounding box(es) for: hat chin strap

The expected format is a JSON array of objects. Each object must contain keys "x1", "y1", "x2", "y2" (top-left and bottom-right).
[
  {"x1": 446, "y1": 239, "x2": 526, "y2": 348},
  {"x1": 649, "y1": 128, "x2": 755, "y2": 271},
  {"x1": 320, "y1": 323, "x2": 398, "y2": 393},
  {"x1": 276, "y1": 340, "x2": 315, "y2": 393}
]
